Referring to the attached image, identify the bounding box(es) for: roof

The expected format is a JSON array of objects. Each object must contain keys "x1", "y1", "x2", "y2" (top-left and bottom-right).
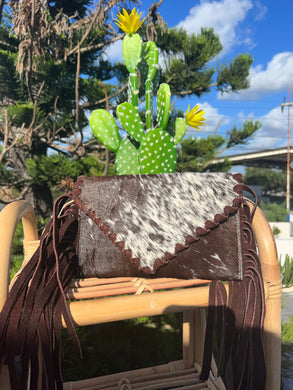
[{"x1": 215, "y1": 146, "x2": 293, "y2": 169}]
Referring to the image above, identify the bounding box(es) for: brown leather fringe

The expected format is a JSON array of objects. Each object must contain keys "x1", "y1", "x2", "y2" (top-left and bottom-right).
[
  {"x1": 0, "y1": 194, "x2": 81, "y2": 390},
  {"x1": 200, "y1": 192, "x2": 266, "y2": 389}
]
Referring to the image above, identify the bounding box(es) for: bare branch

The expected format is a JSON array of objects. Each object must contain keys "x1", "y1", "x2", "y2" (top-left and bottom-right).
[
  {"x1": 0, "y1": 0, "x2": 5, "y2": 24},
  {"x1": 79, "y1": 33, "x2": 124, "y2": 54},
  {"x1": 52, "y1": 95, "x2": 59, "y2": 138},
  {"x1": 24, "y1": 80, "x2": 45, "y2": 144},
  {"x1": 35, "y1": 80, "x2": 45, "y2": 100},
  {"x1": 58, "y1": 0, "x2": 165, "y2": 62},
  {"x1": 75, "y1": 42, "x2": 81, "y2": 128},
  {"x1": 60, "y1": 4, "x2": 106, "y2": 61},
  {"x1": 172, "y1": 82, "x2": 218, "y2": 97},
  {"x1": 198, "y1": 121, "x2": 226, "y2": 172},
  {"x1": 166, "y1": 73, "x2": 176, "y2": 84},
  {"x1": 46, "y1": 142, "x2": 72, "y2": 154},
  {"x1": 0, "y1": 40, "x2": 17, "y2": 50},
  {"x1": 212, "y1": 120, "x2": 222, "y2": 137},
  {"x1": 81, "y1": 82, "x2": 128, "y2": 110},
  {"x1": 0, "y1": 109, "x2": 19, "y2": 164},
  {"x1": 171, "y1": 95, "x2": 179, "y2": 111},
  {"x1": 0, "y1": 183, "x2": 30, "y2": 205}
]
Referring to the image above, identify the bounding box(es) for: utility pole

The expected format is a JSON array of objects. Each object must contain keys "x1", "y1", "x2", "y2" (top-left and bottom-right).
[{"x1": 281, "y1": 86, "x2": 292, "y2": 215}]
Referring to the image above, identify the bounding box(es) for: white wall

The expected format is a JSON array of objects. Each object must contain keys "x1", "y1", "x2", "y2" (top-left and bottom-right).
[
  {"x1": 269, "y1": 222, "x2": 292, "y2": 239},
  {"x1": 268, "y1": 222, "x2": 293, "y2": 263}
]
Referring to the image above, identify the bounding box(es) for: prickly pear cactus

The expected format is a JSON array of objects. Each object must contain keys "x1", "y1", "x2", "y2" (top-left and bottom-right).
[
  {"x1": 89, "y1": 8, "x2": 205, "y2": 175},
  {"x1": 116, "y1": 103, "x2": 144, "y2": 143},
  {"x1": 116, "y1": 137, "x2": 140, "y2": 175},
  {"x1": 157, "y1": 83, "x2": 171, "y2": 130},
  {"x1": 139, "y1": 129, "x2": 177, "y2": 174},
  {"x1": 89, "y1": 109, "x2": 120, "y2": 152}
]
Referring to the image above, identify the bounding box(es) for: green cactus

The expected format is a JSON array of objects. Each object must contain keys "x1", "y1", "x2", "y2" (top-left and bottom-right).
[
  {"x1": 142, "y1": 41, "x2": 159, "y2": 81},
  {"x1": 174, "y1": 117, "x2": 188, "y2": 145},
  {"x1": 139, "y1": 129, "x2": 177, "y2": 174},
  {"x1": 116, "y1": 102, "x2": 144, "y2": 143},
  {"x1": 89, "y1": 36, "x2": 181, "y2": 175},
  {"x1": 141, "y1": 41, "x2": 159, "y2": 131},
  {"x1": 89, "y1": 109, "x2": 120, "y2": 152},
  {"x1": 122, "y1": 33, "x2": 141, "y2": 109},
  {"x1": 157, "y1": 83, "x2": 171, "y2": 130},
  {"x1": 89, "y1": 8, "x2": 205, "y2": 175},
  {"x1": 116, "y1": 137, "x2": 140, "y2": 175}
]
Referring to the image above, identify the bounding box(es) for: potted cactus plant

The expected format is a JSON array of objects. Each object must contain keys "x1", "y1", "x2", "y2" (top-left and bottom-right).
[{"x1": 89, "y1": 8, "x2": 205, "y2": 175}]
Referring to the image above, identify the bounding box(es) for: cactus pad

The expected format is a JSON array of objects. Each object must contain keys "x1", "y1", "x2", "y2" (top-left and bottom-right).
[
  {"x1": 116, "y1": 102, "x2": 145, "y2": 143},
  {"x1": 116, "y1": 137, "x2": 141, "y2": 175},
  {"x1": 89, "y1": 109, "x2": 120, "y2": 152},
  {"x1": 142, "y1": 41, "x2": 159, "y2": 81},
  {"x1": 139, "y1": 129, "x2": 177, "y2": 174},
  {"x1": 174, "y1": 117, "x2": 187, "y2": 145},
  {"x1": 122, "y1": 33, "x2": 142, "y2": 73},
  {"x1": 157, "y1": 83, "x2": 171, "y2": 130}
]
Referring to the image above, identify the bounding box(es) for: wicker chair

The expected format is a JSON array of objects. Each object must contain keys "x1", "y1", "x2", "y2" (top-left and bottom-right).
[{"x1": 0, "y1": 199, "x2": 281, "y2": 390}]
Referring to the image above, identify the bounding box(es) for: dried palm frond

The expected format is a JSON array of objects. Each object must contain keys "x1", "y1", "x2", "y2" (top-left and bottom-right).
[{"x1": 56, "y1": 176, "x2": 75, "y2": 193}]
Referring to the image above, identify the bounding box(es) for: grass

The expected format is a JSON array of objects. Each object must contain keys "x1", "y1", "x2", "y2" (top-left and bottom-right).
[
  {"x1": 280, "y1": 254, "x2": 293, "y2": 288},
  {"x1": 282, "y1": 317, "x2": 293, "y2": 389},
  {"x1": 61, "y1": 315, "x2": 182, "y2": 382}
]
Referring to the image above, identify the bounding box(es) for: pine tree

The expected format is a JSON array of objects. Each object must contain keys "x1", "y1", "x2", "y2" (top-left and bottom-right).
[
  {"x1": 177, "y1": 120, "x2": 262, "y2": 172},
  {"x1": 243, "y1": 166, "x2": 291, "y2": 196},
  {"x1": 0, "y1": 0, "x2": 259, "y2": 217},
  {"x1": 0, "y1": 0, "x2": 138, "y2": 216}
]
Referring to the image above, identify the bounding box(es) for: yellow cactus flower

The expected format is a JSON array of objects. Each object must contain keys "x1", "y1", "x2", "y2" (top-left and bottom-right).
[
  {"x1": 115, "y1": 8, "x2": 144, "y2": 34},
  {"x1": 185, "y1": 104, "x2": 205, "y2": 130}
]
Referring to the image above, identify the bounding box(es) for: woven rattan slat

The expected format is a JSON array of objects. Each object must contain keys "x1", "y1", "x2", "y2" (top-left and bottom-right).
[
  {"x1": 63, "y1": 361, "x2": 214, "y2": 390},
  {"x1": 66, "y1": 278, "x2": 211, "y2": 300}
]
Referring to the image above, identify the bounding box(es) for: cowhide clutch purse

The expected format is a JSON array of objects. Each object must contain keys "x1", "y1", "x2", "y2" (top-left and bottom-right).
[
  {"x1": 74, "y1": 173, "x2": 243, "y2": 280},
  {"x1": 0, "y1": 172, "x2": 266, "y2": 390}
]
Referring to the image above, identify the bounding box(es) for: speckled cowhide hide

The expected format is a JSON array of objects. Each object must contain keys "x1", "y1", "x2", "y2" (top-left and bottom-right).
[{"x1": 73, "y1": 172, "x2": 243, "y2": 280}]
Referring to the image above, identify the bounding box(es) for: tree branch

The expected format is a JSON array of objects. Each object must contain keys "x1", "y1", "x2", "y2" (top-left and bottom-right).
[
  {"x1": 0, "y1": 40, "x2": 17, "y2": 51},
  {"x1": 0, "y1": 0, "x2": 5, "y2": 24},
  {"x1": 0, "y1": 109, "x2": 19, "y2": 164},
  {"x1": 25, "y1": 80, "x2": 45, "y2": 144},
  {"x1": 58, "y1": 0, "x2": 165, "y2": 63},
  {"x1": 52, "y1": 95, "x2": 59, "y2": 138},
  {"x1": 75, "y1": 42, "x2": 82, "y2": 140},
  {"x1": 172, "y1": 82, "x2": 218, "y2": 97},
  {"x1": 80, "y1": 82, "x2": 128, "y2": 110},
  {"x1": 0, "y1": 183, "x2": 30, "y2": 205},
  {"x1": 80, "y1": 33, "x2": 124, "y2": 54}
]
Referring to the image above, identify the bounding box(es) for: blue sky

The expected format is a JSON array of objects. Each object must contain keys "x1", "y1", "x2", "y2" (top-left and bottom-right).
[{"x1": 106, "y1": 0, "x2": 293, "y2": 156}]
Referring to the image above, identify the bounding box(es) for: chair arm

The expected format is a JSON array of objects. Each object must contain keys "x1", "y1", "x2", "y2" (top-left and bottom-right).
[
  {"x1": 250, "y1": 204, "x2": 281, "y2": 285},
  {"x1": 0, "y1": 200, "x2": 38, "y2": 311},
  {"x1": 248, "y1": 202, "x2": 282, "y2": 390}
]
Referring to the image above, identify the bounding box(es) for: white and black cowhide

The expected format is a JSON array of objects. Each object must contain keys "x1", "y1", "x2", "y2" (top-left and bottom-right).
[{"x1": 74, "y1": 173, "x2": 242, "y2": 277}]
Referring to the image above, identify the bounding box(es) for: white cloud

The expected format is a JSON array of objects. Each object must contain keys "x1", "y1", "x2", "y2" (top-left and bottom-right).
[
  {"x1": 244, "y1": 106, "x2": 289, "y2": 150},
  {"x1": 185, "y1": 103, "x2": 289, "y2": 152},
  {"x1": 177, "y1": 0, "x2": 254, "y2": 53},
  {"x1": 103, "y1": 0, "x2": 267, "y2": 64},
  {"x1": 254, "y1": 1, "x2": 267, "y2": 21},
  {"x1": 219, "y1": 52, "x2": 293, "y2": 101},
  {"x1": 103, "y1": 39, "x2": 123, "y2": 63}
]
